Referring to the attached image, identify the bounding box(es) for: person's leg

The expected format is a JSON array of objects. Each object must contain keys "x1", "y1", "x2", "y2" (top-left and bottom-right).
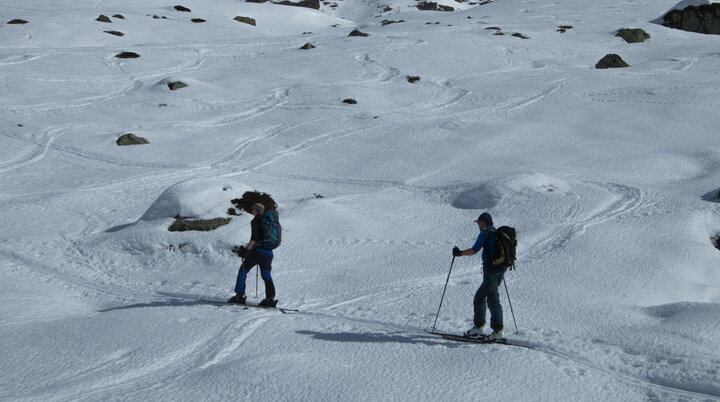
[
  {"x1": 235, "y1": 252, "x2": 262, "y2": 294},
  {"x1": 487, "y1": 271, "x2": 505, "y2": 331},
  {"x1": 473, "y1": 280, "x2": 490, "y2": 329},
  {"x1": 259, "y1": 254, "x2": 275, "y2": 300}
]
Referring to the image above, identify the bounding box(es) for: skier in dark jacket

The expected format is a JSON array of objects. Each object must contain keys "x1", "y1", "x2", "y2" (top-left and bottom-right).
[
  {"x1": 228, "y1": 203, "x2": 277, "y2": 307},
  {"x1": 452, "y1": 212, "x2": 505, "y2": 340}
]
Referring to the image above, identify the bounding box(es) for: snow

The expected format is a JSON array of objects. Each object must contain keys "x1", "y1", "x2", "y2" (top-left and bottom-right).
[{"x1": 2, "y1": 0, "x2": 720, "y2": 400}]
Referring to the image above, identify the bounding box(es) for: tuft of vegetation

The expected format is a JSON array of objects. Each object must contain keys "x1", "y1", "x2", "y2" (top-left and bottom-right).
[
  {"x1": 168, "y1": 217, "x2": 231, "y2": 232},
  {"x1": 231, "y1": 191, "x2": 278, "y2": 214}
]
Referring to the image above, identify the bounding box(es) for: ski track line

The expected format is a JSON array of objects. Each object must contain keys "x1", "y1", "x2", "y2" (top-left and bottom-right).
[
  {"x1": 199, "y1": 316, "x2": 271, "y2": 370},
  {"x1": 524, "y1": 182, "x2": 647, "y2": 263},
  {"x1": 0, "y1": 127, "x2": 59, "y2": 174}
]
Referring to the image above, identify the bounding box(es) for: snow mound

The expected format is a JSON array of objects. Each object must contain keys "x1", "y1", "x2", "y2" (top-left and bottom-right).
[
  {"x1": 140, "y1": 178, "x2": 252, "y2": 221},
  {"x1": 453, "y1": 173, "x2": 569, "y2": 210}
]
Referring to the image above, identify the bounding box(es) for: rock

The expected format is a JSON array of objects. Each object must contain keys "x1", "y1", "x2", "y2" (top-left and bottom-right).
[
  {"x1": 191, "y1": 18, "x2": 206, "y2": 23},
  {"x1": 167, "y1": 81, "x2": 188, "y2": 90},
  {"x1": 234, "y1": 16, "x2": 256, "y2": 26},
  {"x1": 246, "y1": 0, "x2": 268, "y2": 3},
  {"x1": 343, "y1": 98, "x2": 357, "y2": 104},
  {"x1": 662, "y1": 3, "x2": 720, "y2": 34},
  {"x1": 299, "y1": 42, "x2": 316, "y2": 49},
  {"x1": 616, "y1": 28, "x2": 651, "y2": 43},
  {"x1": 115, "y1": 51, "x2": 140, "y2": 59},
  {"x1": 96, "y1": 14, "x2": 112, "y2": 23},
  {"x1": 381, "y1": 19, "x2": 405, "y2": 26},
  {"x1": 274, "y1": 0, "x2": 321, "y2": 10},
  {"x1": 407, "y1": 75, "x2": 421, "y2": 83},
  {"x1": 512, "y1": 32, "x2": 530, "y2": 39},
  {"x1": 348, "y1": 29, "x2": 369, "y2": 37},
  {"x1": 595, "y1": 54, "x2": 630, "y2": 69},
  {"x1": 168, "y1": 217, "x2": 232, "y2": 232},
  {"x1": 438, "y1": 4, "x2": 455, "y2": 11},
  {"x1": 485, "y1": 26, "x2": 502, "y2": 30},
  {"x1": 231, "y1": 191, "x2": 278, "y2": 214},
  {"x1": 113, "y1": 14, "x2": 125, "y2": 19},
  {"x1": 7, "y1": 19, "x2": 28, "y2": 24},
  {"x1": 104, "y1": 30, "x2": 125, "y2": 36},
  {"x1": 116, "y1": 133, "x2": 149, "y2": 146},
  {"x1": 174, "y1": 5, "x2": 192, "y2": 12}
]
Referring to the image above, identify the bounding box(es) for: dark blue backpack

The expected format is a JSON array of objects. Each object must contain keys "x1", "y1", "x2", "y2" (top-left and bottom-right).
[{"x1": 259, "y1": 210, "x2": 281, "y2": 250}]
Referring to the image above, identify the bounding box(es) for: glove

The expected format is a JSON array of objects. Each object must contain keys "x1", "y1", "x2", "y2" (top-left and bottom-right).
[
  {"x1": 452, "y1": 246, "x2": 462, "y2": 257},
  {"x1": 232, "y1": 245, "x2": 248, "y2": 258}
]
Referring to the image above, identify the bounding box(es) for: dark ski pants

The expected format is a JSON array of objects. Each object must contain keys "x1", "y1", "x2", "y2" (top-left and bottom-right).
[
  {"x1": 235, "y1": 250, "x2": 275, "y2": 300},
  {"x1": 474, "y1": 269, "x2": 505, "y2": 331}
]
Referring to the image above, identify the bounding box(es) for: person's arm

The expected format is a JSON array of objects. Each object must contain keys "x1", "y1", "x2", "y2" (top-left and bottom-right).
[{"x1": 460, "y1": 248, "x2": 477, "y2": 256}]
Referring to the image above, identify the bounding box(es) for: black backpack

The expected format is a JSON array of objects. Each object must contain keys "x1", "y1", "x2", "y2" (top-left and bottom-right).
[
  {"x1": 488, "y1": 226, "x2": 517, "y2": 270},
  {"x1": 259, "y1": 210, "x2": 282, "y2": 250}
]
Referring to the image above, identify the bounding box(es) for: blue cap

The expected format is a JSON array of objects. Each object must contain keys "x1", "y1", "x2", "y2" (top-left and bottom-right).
[{"x1": 474, "y1": 212, "x2": 492, "y2": 223}]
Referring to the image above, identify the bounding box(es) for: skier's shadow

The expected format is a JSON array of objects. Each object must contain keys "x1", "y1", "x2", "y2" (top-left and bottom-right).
[
  {"x1": 296, "y1": 330, "x2": 458, "y2": 347},
  {"x1": 98, "y1": 299, "x2": 202, "y2": 312}
]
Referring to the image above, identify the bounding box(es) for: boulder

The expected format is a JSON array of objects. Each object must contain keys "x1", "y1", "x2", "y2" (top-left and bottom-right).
[
  {"x1": 407, "y1": 75, "x2": 421, "y2": 83},
  {"x1": 167, "y1": 81, "x2": 188, "y2": 90},
  {"x1": 662, "y1": 3, "x2": 720, "y2": 34},
  {"x1": 96, "y1": 14, "x2": 112, "y2": 23},
  {"x1": 299, "y1": 42, "x2": 316, "y2": 49},
  {"x1": 7, "y1": 19, "x2": 28, "y2": 24},
  {"x1": 343, "y1": 98, "x2": 357, "y2": 104},
  {"x1": 104, "y1": 30, "x2": 124, "y2": 36},
  {"x1": 234, "y1": 16, "x2": 256, "y2": 26},
  {"x1": 113, "y1": 14, "x2": 125, "y2": 19},
  {"x1": 115, "y1": 51, "x2": 140, "y2": 58},
  {"x1": 616, "y1": 28, "x2": 651, "y2": 43},
  {"x1": 595, "y1": 54, "x2": 629, "y2": 69},
  {"x1": 174, "y1": 5, "x2": 192, "y2": 12},
  {"x1": 116, "y1": 133, "x2": 149, "y2": 146},
  {"x1": 231, "y1": 191, "x2": 278, "y2": 214},
  {"x1": 274, "y1": 0, "x2": 321, "y2": 10},
  {"x1": 348, "y1": 29, "x2": 369, "y2": 37},
  {"x1": 191, "y1": 18, "x2": 206, "y2": 23}
]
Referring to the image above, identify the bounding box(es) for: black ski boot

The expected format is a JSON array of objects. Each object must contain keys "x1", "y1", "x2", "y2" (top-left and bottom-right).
[
  {"x1": 227, "y1": 293, "x2": 246, "y2": 305},
  {"x1": 258, "y1": 298, "x2": 278, "y2": 308}
]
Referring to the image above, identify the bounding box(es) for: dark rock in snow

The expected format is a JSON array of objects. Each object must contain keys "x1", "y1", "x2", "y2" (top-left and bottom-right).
[
  {"x1": 417, "y1": 2, "x2": 454, "y2": 11},
  {"x1": 231, "y1": 191, "x2": 278, "y2": 214},
  {"x1": 381, "y1": 19, "x2": 405, "y2": 26},
  {"x1": 246, "y1": 0, "x2": 268, "y2": 3},
  {"x1": 167, "y1": 81, "x2": 188, "y2": 90},
  {"x1": 595, "y1": 54, "x2": 629, "y2": 69},
  {"x1": 512, "y1": 32, "x2": 530, "y2": 39},
  {"x1": 274, "y1": 0, "x2": 321, "y2": 10},
  {"x1": 343, "y1": 98, "x2": 357, "y2": 104},
  {"x1": 348, "y1": 29, "x2": 369, "y2": 37},
  {"x1": 191, "y1": 18, "x2": 206, "y2": 23},
  {"x1": 174, "y1": 5, "x2": 192, "y2": 12},
  {"x1": 96, "y1": 14, "x2": 112, "y2": 23},
  {"x1": 115, "y1": 51, "x2": 140, "y2": 59},
  {"x1": 407, "y1": 75, "x2": 421, "y2": 83},
  {"x1": 113, "y1": 14, "x2": 125, "y2": 19},
  {"x1": 7, "y1": 19, "x2": 29, "y2": 24},
  {"x1": 299, "y1": 42, "x2": 316, "y2": 49},
  {"x1": 662, "y1": 3, "x2": 720, "y2": 35},
  {"x1": 616, "y1": 28, "x2": 650, "y2": 43},
  {"x1": 104, "y1": 30, "x2": 125, "y2": 36},
  {"x1": 234, "y1": 16, "x2": 256, "y2": 26},
  {"x1": 116, "y1": 133, "x2": 149, "y2": 146}
]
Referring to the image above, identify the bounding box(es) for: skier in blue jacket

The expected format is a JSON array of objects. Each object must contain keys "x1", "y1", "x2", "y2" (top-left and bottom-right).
[{"x1": 452, "y1": 212, "x2": 505, "y2": 340}]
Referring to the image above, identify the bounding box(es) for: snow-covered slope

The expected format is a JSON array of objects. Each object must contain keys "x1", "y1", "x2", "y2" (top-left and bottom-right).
[{"x1": 2, "y1": 0, "x2": 720, "y2": 400}]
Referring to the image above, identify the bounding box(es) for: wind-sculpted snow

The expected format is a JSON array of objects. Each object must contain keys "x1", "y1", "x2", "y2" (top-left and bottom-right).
[{"x1": 2, "y1": 0, "x2": 720, "y2": 401}]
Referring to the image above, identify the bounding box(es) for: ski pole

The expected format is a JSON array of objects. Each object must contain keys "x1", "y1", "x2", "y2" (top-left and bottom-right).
[
  {"x1": 255, "y1": 267, "x2": 259, "y2": 298},
  {"x1": 432, "y1": 256, "x2": 456, "y2": 331},
  {"x1": 503, "y1": 274, "x2": 519, "y2": 334}
]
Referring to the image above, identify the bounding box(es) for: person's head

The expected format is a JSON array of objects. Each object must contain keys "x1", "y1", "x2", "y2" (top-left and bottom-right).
[
  {"x1": 474, "y1": 212, "x2": 493, "y2": 229},
  {"x1": 252, "y1": 203, "x2": 265, "y2": 216}
]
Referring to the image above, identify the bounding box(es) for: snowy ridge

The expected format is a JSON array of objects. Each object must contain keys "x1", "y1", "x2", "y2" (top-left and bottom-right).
[{"x1": 2, "y1": 0, "x2": 720, "y2": 400}]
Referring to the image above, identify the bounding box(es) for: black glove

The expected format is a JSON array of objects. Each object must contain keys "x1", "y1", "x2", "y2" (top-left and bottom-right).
[
  {"x1": 452, "y1": 246, "x2": 462, "y2": 257},
  {"x1": 232, "y1": 245, "x2": 248, "y2": 258}
]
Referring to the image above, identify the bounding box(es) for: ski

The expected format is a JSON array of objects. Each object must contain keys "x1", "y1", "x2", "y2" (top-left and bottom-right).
[
  {"x1": 423, "y1": 329, "x2": 534, "y2": 349},
  {"x1": 199, "y1": 297, "x2": 299, "y2": 313}
]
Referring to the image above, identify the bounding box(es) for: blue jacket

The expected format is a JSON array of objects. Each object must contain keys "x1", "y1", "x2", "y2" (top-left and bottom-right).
[{"x1": 471, "y1": 226, "x2": 496, "y2": 269}]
